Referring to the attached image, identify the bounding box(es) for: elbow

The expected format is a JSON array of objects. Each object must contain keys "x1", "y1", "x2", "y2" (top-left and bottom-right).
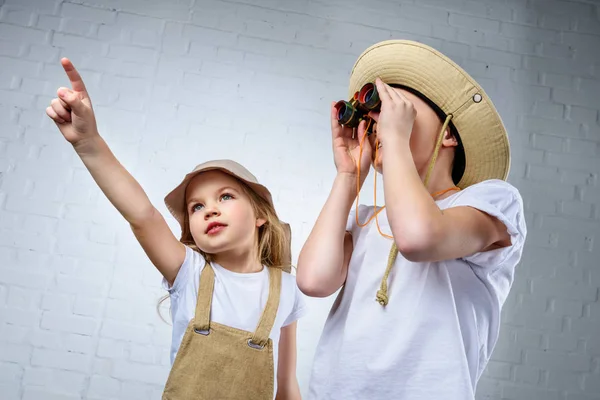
[
  {"x1": 129, "y1": 205, "x2": 159, "y2": 229},
  {"x1": 393, "y1": 224, "x2": 440, "y2": 263},
  {"x1": 296, "y1": 263, "x2": 338, "y2": 298},
  {"x1": 296, "y1": 274, "x2": 334, "y2": 298}
]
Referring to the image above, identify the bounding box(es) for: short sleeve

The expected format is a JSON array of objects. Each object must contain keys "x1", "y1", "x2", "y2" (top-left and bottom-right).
[
  {"x1": 283, "y1": 276, "x2": 309, "y2": 327},
  {"x1": 450, "y1": 179, "x2": 527, "y2": 271},
  {"x1": 161, "y1": 245, "x2": 202, "y2": 295}
]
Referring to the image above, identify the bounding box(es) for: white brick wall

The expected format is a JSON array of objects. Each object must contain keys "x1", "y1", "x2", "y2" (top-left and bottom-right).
[{"x1": 0, "y1": 0, "x2": 598, "y2": 399}]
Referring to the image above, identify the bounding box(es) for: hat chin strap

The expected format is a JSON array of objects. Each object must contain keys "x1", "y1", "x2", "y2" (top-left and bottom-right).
[{"x1": 375, "y1": 114, "x2": 454, "y2": 306}]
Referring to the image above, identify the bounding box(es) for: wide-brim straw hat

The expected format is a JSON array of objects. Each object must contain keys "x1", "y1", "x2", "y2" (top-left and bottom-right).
[
  {"x1": 164, "y1": 159, "x2": 292, "y2": 272},
  {"x1": 348, "y1": 39, "x2": 510, "y2": 188}
]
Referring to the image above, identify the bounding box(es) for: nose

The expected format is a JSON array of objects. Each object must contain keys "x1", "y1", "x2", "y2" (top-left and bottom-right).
[{"x1": 203, "y1": 204, "x2": 220, "y2": 219}]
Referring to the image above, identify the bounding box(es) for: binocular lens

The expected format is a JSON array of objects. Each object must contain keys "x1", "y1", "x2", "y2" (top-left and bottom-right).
[
  {"x1": 358, "y1": 83, "x2": 380, "y2": 111},
  {"x1": 335, "y1": 100, "x2": 361, "y2": 127}
]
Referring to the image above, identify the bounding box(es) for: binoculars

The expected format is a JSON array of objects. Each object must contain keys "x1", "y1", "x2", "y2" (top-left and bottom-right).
[{"x1": 335, "y1": 82, "x2": 381, "y2": 134}]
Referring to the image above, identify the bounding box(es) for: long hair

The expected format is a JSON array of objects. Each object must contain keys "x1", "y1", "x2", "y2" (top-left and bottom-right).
[{"x1": 157, "y1": 177, "x2": 289, "y2": 323}]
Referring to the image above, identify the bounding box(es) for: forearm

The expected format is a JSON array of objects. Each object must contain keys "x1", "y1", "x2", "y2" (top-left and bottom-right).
[
  {"x1": 73, "y1": 134, "x2": 155, "y2": 225},
  {"x1": 297, "y1": 173, "x2": 356, "y2": 297},
  {"x1": 275, "y1": 379, "x2": 301, "y2": 400},
  {"x1": 381, "y1": 137, "x2": 443, "y2": 252}
]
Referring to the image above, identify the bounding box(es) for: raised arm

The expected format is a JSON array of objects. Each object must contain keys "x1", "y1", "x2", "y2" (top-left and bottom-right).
[
  {"x1": 296, "y1": 103, "x2": 372, "y2": 297},
  {"x1": 46, "y1": 58, "x2": 185, "y2": 284}
]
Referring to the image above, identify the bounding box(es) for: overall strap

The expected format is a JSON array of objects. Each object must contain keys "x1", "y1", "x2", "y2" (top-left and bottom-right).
[
  {"x1": 193, "y1": 263, "x2": 215, "y2": 332},
  {"x1": 250, "y1": 267, "x2": 282, "y2": 348}
]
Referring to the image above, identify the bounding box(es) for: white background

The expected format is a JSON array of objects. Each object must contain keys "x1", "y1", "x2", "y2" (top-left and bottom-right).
[{"x1": 0, "y1": 0, "x2": 599, "y2": 399}]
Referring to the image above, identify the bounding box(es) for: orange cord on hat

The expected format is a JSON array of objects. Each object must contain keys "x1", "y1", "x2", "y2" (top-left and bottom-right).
[{"x1": 351, "y1": 114, "x2": 459, "y2": 306}]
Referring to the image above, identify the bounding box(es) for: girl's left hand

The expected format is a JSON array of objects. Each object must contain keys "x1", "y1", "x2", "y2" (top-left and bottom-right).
[{"x1": 368, "y1": 78, "x2": 416, "y2": 146}]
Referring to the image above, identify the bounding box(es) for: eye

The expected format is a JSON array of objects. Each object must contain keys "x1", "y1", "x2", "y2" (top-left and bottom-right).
[
  {"x1": 191, "y1": 203, "x2": 204, "y2": 213},
  {"x1": 220, "y1": 193, "x2": 234, "y2": 201}
]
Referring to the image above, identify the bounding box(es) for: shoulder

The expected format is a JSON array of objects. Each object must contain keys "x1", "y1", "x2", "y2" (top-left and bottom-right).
[
  {"x1": 451, "y1": 179, "x2": 524, "y2": 211},
  {"x1": 457, "y1": 179, "x2": 522, "y2": 199}
]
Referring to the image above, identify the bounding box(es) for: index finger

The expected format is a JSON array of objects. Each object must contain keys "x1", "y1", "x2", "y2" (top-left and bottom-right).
[
  {"x1": 61, "y1": 58, "x2": 87, "y2": 94},
  {"x1": 375, "y1": 78, "x2": 393, "y2": 105}
]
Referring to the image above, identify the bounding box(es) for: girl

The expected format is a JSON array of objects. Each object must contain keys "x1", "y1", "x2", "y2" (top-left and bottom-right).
[
  {"x1": 46, "y1": 58, "x2": 306, "y2": 400},
  {"x1": 297, "y1": 40, "x2": 527, "y2": 399}
]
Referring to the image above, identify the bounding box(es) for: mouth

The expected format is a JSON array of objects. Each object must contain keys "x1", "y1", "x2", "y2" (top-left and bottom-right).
[{"x1": 205, "y1": 222, "x2": 227, "y2": 235}]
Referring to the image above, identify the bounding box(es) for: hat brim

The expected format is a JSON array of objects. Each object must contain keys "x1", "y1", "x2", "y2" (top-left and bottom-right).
[{"x1": 349, "y1": 40, "x2": 510, "y2": 188}]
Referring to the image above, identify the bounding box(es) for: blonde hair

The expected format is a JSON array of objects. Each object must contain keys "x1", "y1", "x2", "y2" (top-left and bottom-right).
[{"x1": 157, "y1": 177, "x2": 290, "y2": 323}]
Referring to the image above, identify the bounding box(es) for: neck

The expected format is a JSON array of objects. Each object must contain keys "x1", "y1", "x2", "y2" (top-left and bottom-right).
[
  {"x1": 212, "y1": 246, "x2": 263, "y2": 273},
  {"x1": 420, "y1": 150, "x2": 457, "y2": 200}
]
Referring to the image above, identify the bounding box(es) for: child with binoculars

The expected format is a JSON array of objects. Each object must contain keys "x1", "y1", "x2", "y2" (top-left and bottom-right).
[{"x1": 297, "y1": 40, "x2": 527, "y2": 400}]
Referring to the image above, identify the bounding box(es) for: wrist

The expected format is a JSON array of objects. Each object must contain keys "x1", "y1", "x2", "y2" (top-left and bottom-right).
[
  {"x1": 334, "y1": 172, "x2": 360, "y2": 199},
  {"x1": 378, "y1": 132, "x2": 410, "y2": 149},
  {"x1": 72, "y1": 133, "x2": 104, "y2": 157}
]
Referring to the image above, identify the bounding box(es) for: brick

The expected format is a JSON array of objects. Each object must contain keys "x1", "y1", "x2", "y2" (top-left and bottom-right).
[
  {"x1": 0, "y1": 362, "x2": 22, "y2": 383},
  {"x1": 73, "y1": 296, "x2": 103, "y2": 317},
  {"x1": 555, "y1": 89, "x2": 600, "y2": 111},
  {"x1": 131, "y1": 29, "x2": 160, "y2": 48},
  {"x1": 42, "y1": 293, "x2": 72, "y2": 312},
  {"x1": 97, "y1": 338, "x2": 126, "y2": 359},
  {"x1": 526, "y1": 56, "x2": 593, "y2": 78},
  {"x1": 503, "y1": 384, "x2": 562, "y2": 400},
  {"x1": 22, "y1": 389, "x2": 80, "y2": 400},
  {"x1": 120, "y1": 381, "x2": 156, "y2": 400},
  {"x1": 60, "y1": 3, "x2": 116, "y2": 24},
  {"x1": 0, "y1": 343, "x2": 32, "y2": 363},
  {"x1": 544, "y1": 333, "x2": 580, "y2": 353},
  {"x1": 31, "y1": 348, "x2": 90, "y2": 372},
  {"x1": 23, "y1": 367, "x2": 86, "y2": 394},
  {"x1": 238, "y1": 35, "x2": 288, "y2": 57},
  {"x1": 112, "y1": 360, "x2": 168, "y2": 384},
  {"x1": 561, "y1": 200, "x2": 593, "y2": 219},
  {"x1": 183, "y1": 24, "x2": 237, "y2": 47},
  {"x1": 449, "y1": 13, "x2": 500, "y2": 32},
  {"x1": 41, "y1": 311, "x2": 97, "y2": 335},
  {"x1": 88, "y1": 374, "x2": 121, "y2": 397},
  {"x1": 7, "y1": 286, "x2": 41, "y2": 309},
  {"x1": 52, "y1": 33, "x2": 106, "y2": 55},
  {"x1": 0, "y1": 25, "x2": 47, "y2": 45},
  {"x1": 0, "y1": 6, "x2": 34, "y2": 26},
  {"x1": 108, "y1": 44, "x2": 158, "y2": 64},
  {"x1": 546, "y1": 152, "x2": 600, "y2": 171},
  {"x1": 37, "y1": 15, "x2": 61, "y2": 31},
  {"x1": 514, "y1": 365, "x2": 541, "y2": 384},
  {"x1": 532, "y1": 277, "x2": 597, "y2": 303},
  {"x1": 100, "y1": 320, "x2": 153, "y2": 344},
  {"x1": 60, "y1": 18, "x2": 94, "y2": 36},
  {"x1": 527, "y1": 349, "x2": 591, "y2": 373},
  {"x1": 4, "y1": 0, "x2": 59, "y2": 13}
]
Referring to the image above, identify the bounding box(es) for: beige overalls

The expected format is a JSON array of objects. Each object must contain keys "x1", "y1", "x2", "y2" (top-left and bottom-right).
[{"x1": 162, "y1": 263, "x2": 282, "y2": 400}]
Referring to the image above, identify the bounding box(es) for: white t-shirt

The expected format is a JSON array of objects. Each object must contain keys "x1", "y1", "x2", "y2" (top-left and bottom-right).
[
  {"x1": 308, "y1": 179, "x2": 527, "y2": 400},
  {"x1": 163, "y1": 246, "x2": 308, "y2": 396}
]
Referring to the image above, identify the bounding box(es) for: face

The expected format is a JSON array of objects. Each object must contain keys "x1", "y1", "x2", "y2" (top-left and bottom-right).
[
  {"x1": 368, "y1": 87, "x2": 457, "y2": 174},
  {"x1": 185, "y1": 170, "x2": 265, "y2": 256}
]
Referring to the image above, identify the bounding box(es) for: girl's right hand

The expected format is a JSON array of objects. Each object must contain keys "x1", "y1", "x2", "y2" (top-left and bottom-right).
[
  {"x1": 46, "y1": 58, "x2": 98, "y2": 146},
  {"x1": 330, "y1": 102, "x2": 372, "y2": 184}
]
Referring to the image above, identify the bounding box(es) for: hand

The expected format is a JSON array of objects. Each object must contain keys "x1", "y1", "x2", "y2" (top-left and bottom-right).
[
  {"x1": 46, "y1": 58, "x2": 98, "y2": 146},
  {"x1": 369, "y1": 78, "x2": 416, "y2": 146},
  {"x1": 330, "y1": 101, "x2": 372, "y2": 185}
]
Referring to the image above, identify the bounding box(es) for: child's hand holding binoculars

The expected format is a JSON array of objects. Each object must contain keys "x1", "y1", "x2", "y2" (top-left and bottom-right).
[
  {"x1": 330, "y1": 101, "x2": 373, "y2": 186},
  {"x1": 46, "y1": 58, "x2": 99, "y2": 150}
]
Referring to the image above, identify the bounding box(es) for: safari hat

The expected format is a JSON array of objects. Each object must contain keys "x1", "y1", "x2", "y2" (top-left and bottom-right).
[
  {"x1": 164, "y1": 160, "x2": 292, "y2": 272},
  {"x1": 348, "y1": 39, "x2": 510, "y2": 188}
]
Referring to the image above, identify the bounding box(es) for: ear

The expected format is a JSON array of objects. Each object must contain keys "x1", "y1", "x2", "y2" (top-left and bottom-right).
[
  {"x1": 256, "y1": 217, "x2": 267, "y2": 228},
  {"x1": 442, "y1": 128, "x2": 458, "y2": 148}
]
